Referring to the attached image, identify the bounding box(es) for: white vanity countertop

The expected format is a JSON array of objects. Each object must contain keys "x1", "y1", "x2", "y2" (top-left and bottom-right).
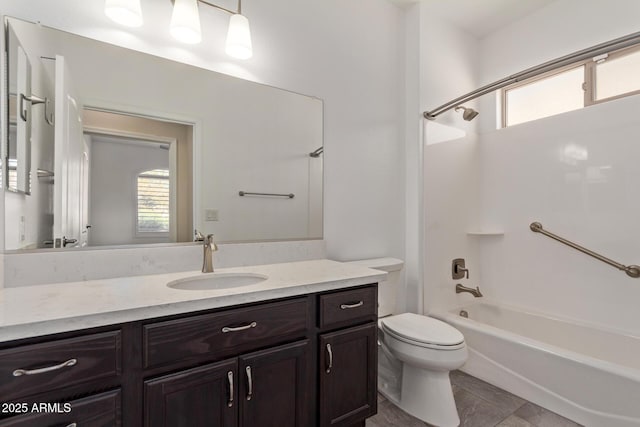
[{"x1": 0, "y1": 259, "x2": 386, "y2": 342}]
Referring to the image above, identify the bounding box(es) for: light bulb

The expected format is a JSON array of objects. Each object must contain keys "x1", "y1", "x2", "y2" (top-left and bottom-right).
[
  {"x1": 104, "y1": 0, "x2": 143, "y2": 27},
  {"x1": 226, "y1": 14, "x2": 253, "y2": 59},
  {"x1": 170, "y1": 0, "x2": 202, "y2": 44}
]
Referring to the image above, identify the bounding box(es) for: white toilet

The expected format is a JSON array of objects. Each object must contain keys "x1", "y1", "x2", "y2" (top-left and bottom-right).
[{"x1": 348, "y1": 258, "x2": 467, "y2": 427}]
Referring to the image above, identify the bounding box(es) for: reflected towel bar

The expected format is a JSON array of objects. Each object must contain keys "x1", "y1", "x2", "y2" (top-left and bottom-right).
[
  {"x1": 239, "y1": 191, "x2": 294, "y2": 199},
  {"x1": 530, "y1": 222, "x2": 640, "y2": 278},
  {"x1": 19, "y1": 93, "x2": 54, "y2": 125}
]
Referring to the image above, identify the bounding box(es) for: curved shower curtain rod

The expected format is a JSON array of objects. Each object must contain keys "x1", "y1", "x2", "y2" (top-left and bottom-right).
[{"x1": 423, "y1": 30, "x2": 640, "y2": 120}]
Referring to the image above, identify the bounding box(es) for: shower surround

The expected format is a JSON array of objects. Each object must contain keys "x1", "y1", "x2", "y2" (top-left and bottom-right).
[{"x1": 423, "y1": 84, "x2": 640, "y2": 427}]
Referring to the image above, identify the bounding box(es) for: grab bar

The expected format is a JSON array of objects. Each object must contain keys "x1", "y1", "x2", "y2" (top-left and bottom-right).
[
  {"x1": 530, "y1": 222, "x2": 640, "y2": 278},
  {"x1": 239, "y1": 191, "x2": 294, "y2": 199}
]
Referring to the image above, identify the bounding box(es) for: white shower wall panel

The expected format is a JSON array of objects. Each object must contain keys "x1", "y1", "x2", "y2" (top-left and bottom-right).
[{"x1": 477, "y1": 95, "x2": 640, "y2": 335}]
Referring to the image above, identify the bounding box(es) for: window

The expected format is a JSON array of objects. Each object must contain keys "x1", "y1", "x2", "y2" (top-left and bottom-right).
[
  {"x1": 594, "y1": 47, "x2": 640, "y2": 101},
  {"x1": 502, "y1": 44, "x2": 640, "y2": 127},
  {"x1": 137, "y1": 169, "x2": 170, "y2": 234},
  {"x1": 504, "y1": 66, "x2": 585, "y2": 127}
]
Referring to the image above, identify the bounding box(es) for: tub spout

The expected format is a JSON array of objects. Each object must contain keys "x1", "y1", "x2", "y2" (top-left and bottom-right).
[{"x1": 456, "y1": 284, "x2": 483, "y2": 297}]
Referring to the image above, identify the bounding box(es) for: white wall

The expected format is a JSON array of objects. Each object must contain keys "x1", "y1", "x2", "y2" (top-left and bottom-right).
[
  {"x1": 198, "y1": 89, "x2": 323, "y2": 242},
  {"x1": 401, "y1": 3, "x2": 422, "y2": 314},
  {"x1": 0, "y1": 0, "x2": 405, "y2": 285},
  {"x1": 418, "y1": 1, "x2": 483, "y2": 313}
]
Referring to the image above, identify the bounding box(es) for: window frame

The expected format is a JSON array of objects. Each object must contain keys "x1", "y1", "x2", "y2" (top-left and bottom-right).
[
  {"x1": 135, "y1": 168, "x2": 171, "y2": 238},
  {"x1": 586, "y1": 44, "x2": 640, "y2": 105},
  {"x1": 501, "y1": 42, "x2": 640, "y2": 128}
]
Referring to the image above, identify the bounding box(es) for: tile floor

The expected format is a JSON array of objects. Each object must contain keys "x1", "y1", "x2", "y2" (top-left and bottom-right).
[{"x1": 366, "y1": 371, "x2": 582, "y2": 427}]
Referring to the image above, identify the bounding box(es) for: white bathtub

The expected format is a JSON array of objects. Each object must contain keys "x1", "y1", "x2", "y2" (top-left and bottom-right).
[{"x1": 431, "y1": 301, "x2": 640, "y2": 427}]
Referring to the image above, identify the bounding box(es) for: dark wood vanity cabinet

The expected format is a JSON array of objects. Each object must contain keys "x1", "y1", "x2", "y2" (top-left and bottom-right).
[
  {"x1": 0, "y1": 284, "x2": 377, "y2": 427},
  {"x1": 318, "y1": 287, "x2": 378, "y2": 427},
  {"x1": 238, "y1": 340, "x2": 312, "y2": 426},
  {"x1": 144, "y1": 358, "x2": 238, "y2": 427},
  {"x1": 0, "y1": 389, "x2": 121, "y2": 427},
  {"x1": 144, "y1": 340, "x2": 312, "y2": 427},
  {"x1": 319, "y1": 324, "x2": 377, "y2": 427}
]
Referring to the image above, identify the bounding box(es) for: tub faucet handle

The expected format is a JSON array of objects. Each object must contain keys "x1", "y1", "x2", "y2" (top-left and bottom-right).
[{"x1": 452, "y1": 258, "x2": 469, "y2": 279}]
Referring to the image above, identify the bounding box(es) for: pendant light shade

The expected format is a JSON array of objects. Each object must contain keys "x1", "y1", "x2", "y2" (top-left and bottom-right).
[
  {"x1": 104, "y1": 0, "x2": 254, "y2": 58},
  {"x1": 170, "y1": 0, "x2": 202, "y2": 44},
  {"x1": 104, "y1": 0, "x2": 143, "y2": 27},
  {"x1": 226, "y1": 14, "x2": 253, "y2": 59}
]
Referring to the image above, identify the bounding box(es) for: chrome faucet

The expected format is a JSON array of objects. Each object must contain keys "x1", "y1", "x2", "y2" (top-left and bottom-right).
[
  {"x1": 202, "y1": 234, "x2": 218, "y2": 273},
  {"x1": 456, "y1": 284, "x2": 483, "y2": 298}
]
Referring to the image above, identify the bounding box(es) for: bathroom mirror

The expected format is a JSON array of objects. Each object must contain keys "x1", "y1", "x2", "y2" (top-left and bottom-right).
[
  {"x1": 3, "y1": 17, "x2": 323, "y2": 251},
  {"x1": 5, "y1": 23, "x2": 33, "y2": 196}
]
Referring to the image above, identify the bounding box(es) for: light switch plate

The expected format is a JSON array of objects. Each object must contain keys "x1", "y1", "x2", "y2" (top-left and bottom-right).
[{"x1": 205, "y1": 209, "x2": 219, "y2": 221}]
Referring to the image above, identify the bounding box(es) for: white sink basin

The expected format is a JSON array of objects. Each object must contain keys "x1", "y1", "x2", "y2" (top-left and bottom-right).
[{"x1": 167, "y1": 273, "x2": 268, "y2": 291}]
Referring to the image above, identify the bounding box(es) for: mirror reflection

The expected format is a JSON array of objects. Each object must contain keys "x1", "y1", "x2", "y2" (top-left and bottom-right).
[{"x1": 4, "y1": 17, "x2": 323, "y2": 251}]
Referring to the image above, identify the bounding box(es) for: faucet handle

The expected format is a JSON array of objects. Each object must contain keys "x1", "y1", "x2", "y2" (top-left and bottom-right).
[
  {"x1": 194, "y1": 229, "x2": 204, "y2": 242},
  {"x1": 452, "y1": 258, "x2": 470, "y2": 279}
]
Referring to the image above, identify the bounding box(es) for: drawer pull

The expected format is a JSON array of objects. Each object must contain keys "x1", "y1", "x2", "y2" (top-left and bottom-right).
[
  {"x1": 12, "y1": 358, "x2": 77, "y2": 377},
  {"x1": 65, "y1": 424, "x2": 77, "y2": 427},
  {"x1": 227, "y1": 371, "x2": 234, "y2": 408},
  {"x1": 245, "y1": 366, "x2": 253, "y2": 401},
  {"x1": 340, "y1": 301, "x2": 364, "y2": 310},
  {"x1": 222, "y1": 321, "x2": 257, "y2": 333},
  {"x1": 326, "y1": 343, "x2": 333, "y2": 374}
]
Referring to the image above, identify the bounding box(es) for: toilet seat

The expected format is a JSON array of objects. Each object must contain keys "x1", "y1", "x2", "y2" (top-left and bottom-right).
[{"x1": 381, "y1": 313, "x2": 465, "y2": 350}]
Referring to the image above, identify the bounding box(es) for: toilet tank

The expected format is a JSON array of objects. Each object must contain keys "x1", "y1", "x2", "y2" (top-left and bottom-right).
[{"x1": 347, "y1": 258, "x2": 404, "y2": 317}]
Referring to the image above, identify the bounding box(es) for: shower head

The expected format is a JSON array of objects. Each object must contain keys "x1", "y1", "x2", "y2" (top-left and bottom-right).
[{"x1": 454, "y1": 106, "x2": 479, "y2": 121}]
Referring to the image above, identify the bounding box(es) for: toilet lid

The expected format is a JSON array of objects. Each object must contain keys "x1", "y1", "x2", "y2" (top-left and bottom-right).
[{"x1": 381, "y1": 313, "x2": 464, "y2": 347}]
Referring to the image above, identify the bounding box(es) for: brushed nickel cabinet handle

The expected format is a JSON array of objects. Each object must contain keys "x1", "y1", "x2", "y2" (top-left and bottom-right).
[
  {"x1": 12, "y1": 358, "x2": 77, "y2": 377},
  {"x1": 326, "y1": 344, "x2": 333, "y2": 374},
  {"x1": 222, "y1": 321, "x2": 257, "y2": 333},
  {"x1": 227, "y1": 371, "x2": 234, "y2": 408},
  {"x1": 340, "y1": 301, "x2": 364, "y2": 309},
  {"x1": 245, "y1": 366, "x2": 253, "y2": 401}
]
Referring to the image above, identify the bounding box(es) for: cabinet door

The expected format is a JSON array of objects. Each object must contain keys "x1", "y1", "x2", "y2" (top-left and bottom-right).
[
  {"x1": 319, "y1": 323, "x2": 377, "y2": 427},
  {"x1": 239, "y1": 340, "x2": 311, "y2": 427},
  {"x1": 144, "y1": 359, "x2": 237, "y2": 427},
  {"x1": 0, "y1": 389, "x2": 121, "y2": 427}
]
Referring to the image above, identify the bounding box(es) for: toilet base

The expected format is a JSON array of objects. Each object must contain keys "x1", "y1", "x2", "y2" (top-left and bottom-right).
[{"x1": 398, "y1": 364, "x2": 459, "y2": 427}]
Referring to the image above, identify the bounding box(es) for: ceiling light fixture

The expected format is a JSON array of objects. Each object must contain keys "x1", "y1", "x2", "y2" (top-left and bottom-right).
[
  {"x1": 104, "y1": 0, "x2": 253, "y2": 59},
  {"x1": 104, "y1": 0, "x2": 144, "y2": 28},
  {"x1": 170, "y1": 0, "x2": 202, "y2": 44}
]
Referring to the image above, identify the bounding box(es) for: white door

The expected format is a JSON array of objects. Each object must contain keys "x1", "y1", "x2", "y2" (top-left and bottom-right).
[
  {"x1": 79, "y1": 137, "x2": 90, "y2": 247},
  {"x1": 53, "y1": 55, "x2": 84, "y2": 248}
]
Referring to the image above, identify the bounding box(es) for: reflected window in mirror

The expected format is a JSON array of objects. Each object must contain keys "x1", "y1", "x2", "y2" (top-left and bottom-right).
[
  {"x1": 137, "y1": 169, "x2": 171, "y2": 235},
  {"x1": 84, "y1": 112, "x2": 190, "y2": 247}
]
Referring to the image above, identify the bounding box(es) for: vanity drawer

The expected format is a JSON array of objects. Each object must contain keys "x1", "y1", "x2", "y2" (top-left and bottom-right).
[
  {"x1": 0, "y1": 389, "x2": 121, "y2": 427},
  {"x1": 319, "y1": 286, "x2": 377, "y2": 330},
  {"x1": 143, "y1": 298, "x2": 310, "y2": 369},
  {"x1": 0, "y1": 331, "x2": 122, "y2": 400}
]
